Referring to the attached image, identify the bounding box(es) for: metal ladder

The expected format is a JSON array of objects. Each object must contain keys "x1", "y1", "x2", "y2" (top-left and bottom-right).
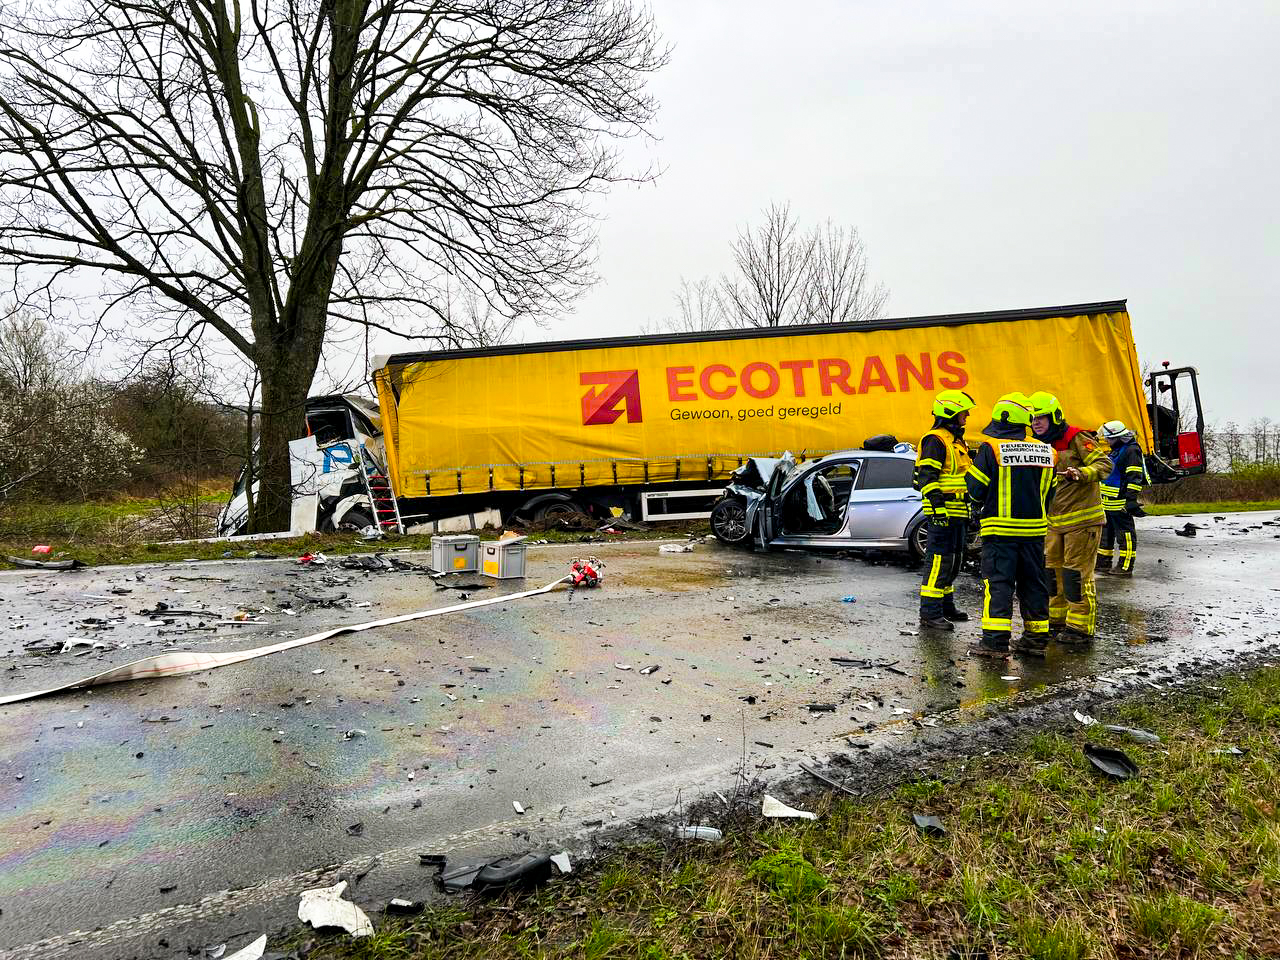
[{"x1": 361, "y1": 457, "x2": 403, "y2": 534}]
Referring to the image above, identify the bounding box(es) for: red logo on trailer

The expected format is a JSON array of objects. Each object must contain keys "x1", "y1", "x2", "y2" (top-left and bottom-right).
[{"x1": 580, "y1": 370, "x2": 643, "y2": 425}]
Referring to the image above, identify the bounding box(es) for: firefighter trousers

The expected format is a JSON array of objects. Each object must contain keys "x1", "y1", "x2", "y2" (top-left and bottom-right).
[
  {"x1": 919, "y1": 518, "x2": 967, "y2": 618},
  {"x1": 1046, "y1": 523, "x2": 1102, "y2": 635},
  {"x1": 1100, "y1": 509, "x2": 1137, "y2": 573},
  {"x1": 980, "y1": 535, "x2": 1050, "y2": 642}
]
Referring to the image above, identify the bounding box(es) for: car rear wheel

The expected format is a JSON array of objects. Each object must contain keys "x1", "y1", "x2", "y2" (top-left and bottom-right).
[{"x1": 710, "y1": 498, "x2": 751, "y2": 545}]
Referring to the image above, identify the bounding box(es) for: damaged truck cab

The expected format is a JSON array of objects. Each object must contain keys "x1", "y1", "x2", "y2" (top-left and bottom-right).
[{"x1": 216, "y1": 395, "x2": 397, "y2": 537}]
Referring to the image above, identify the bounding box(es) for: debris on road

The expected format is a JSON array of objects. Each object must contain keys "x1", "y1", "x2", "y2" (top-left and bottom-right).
[
  {"x1": 1083, "y1": 743, "x2": 1139, "y2": 780},
  {"x1": 1174, "y1": 523, "x2": 1199, "y2": 538},
  {"x1": 0, "y1": 574, "x2": 574, "y2": 705},
  {"x1": 658, "y1": 543, "x2": 694, "y2": 554},
  {"x1": 672, "y1": 825, "x2": 723, "y2": 842},
  {"x1": 762, "y1": 794, "x2": 817, "y2": 820},
  {"x1": 614, "y1": 663, "x2": 632, "y2": 671},
  {"x1": 1073, "y1": 710, "x2": 1098, "y2": 726},
  {"x1": 512, "y1": 800, "x2": 525, "y2": 815},
  {"x1": 1104, "y1": 724, "x2": 1160, "y2": 743},
  {"x1": 427, "y1": 851, "x2": 555, "y2": 894},
  {"x1": 912, "y1": 813, "x2": 947, "y2": 837},
  {"x1": 297, "y1": 880, "x2": 373, "y2": 937},
  {"x1": 223, "y1": 935, "x2": 268, "y2": 960},
  {"x1": 296, "y1": 552, "x2": 328, "y2": 566},
  {"x1": 343, "y1": 728, "x2": 368, "y2": 741},
  {"x1": 806, "y1": 703, "x2": 836, "y2": 712},
  {"x1": 6, "y1": 556, "x2": 85, "y2": 571},
  {"x1": 385, "y1": 897, "x2": 423, "y2": 915},
  {"x1": 346, "y1": 822, "x2": 364, "y2": 837},
  {"x1": 639, "y1": 664, "x2": 660, "y2": 675},
  {"x1": 800, "y1": 762, "x2": 858, "y2": 797},
  {"x1": 550, "y1": 851, "x2": 573, "y2": 874},
  {"x1": 841, "y1": 596, "x2": 856, "y2": 603}
]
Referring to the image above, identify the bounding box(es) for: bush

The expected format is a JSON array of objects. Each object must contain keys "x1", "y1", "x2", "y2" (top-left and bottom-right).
[{"x1": 1145, "y1": 463, "x2": 1280, "y2": 505}]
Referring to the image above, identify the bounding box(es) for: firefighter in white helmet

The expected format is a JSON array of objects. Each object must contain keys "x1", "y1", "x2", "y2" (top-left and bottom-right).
[{"x1": 1097, "y1": 420, "x2": 1148, "y2": 577}]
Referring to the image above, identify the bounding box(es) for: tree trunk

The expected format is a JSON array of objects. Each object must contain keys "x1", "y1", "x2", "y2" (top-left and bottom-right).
[{"x1": 253, "y1": 362, "x2": 310, "y2": 533}]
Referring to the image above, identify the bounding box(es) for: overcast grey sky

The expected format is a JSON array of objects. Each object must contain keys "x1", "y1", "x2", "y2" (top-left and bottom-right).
[{"x1": 522, "y1": 0, "x2": 1278, "y2": 426}]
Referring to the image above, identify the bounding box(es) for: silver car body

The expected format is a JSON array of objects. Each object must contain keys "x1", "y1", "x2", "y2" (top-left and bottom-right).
[{"x1": 738, "y1": 449, "x2": 926, "y2": 552}]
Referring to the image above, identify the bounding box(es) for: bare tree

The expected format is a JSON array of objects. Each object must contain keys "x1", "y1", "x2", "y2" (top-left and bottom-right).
[
  {"x1": 805, "y1": 220, "x2": 887, "y2": 324},
  {"x1": 719, "y1": 202, "x2": 817, "y2": 329},
  {"x1": 0, "y1": 0, "x2": 665, "y2": 530}
]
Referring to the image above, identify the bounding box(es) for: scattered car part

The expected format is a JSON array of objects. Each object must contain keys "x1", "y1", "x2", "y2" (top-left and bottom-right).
[
  {"x1": 223, "y1": 935, "x2": 267, "y2": 960},
  {"x1": 1083, "y1": 743, "x2": 1139, "y2": 780},
  {"x1": 911, "y1": 814, "x2": 947, "y2": 837},
  {"x1": 762, "y1": 794, "x2": 817, "y2": 820},
  {"x1": 672, "y1": 825, "x2": 723, "y2": 842},
  {"x1": 800, "y1": 762, "x2": 858, "y2": 797},
  {"x1": 1103, "y1": 724, "x2": 1160, "y2": 743},
  {"x1": 297, "y1": 880, "x2": 373, "y2": 938},
  {"x1": 6, "y1": 556, "x2": 85, "y2": 570}
]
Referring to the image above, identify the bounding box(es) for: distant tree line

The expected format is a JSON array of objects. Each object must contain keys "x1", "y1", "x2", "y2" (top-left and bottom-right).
[{"x1": 0, "y1": 310, "x2": 244, "y2": 502}]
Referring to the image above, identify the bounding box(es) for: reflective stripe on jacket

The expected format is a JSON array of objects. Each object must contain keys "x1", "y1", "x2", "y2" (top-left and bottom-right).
[
  {"x1": 913, "y1": 428, "x2": 972, "y2": 518},
  {"x1": 1102, "y1": 440, "x2": 1148, "y2": 511},
  {"x1": 1047, "y1": 426, "x2": 1111, "y2": 530},
  {"x1": 966, "y1": 436, "x2": 1055, "y2": 537}
]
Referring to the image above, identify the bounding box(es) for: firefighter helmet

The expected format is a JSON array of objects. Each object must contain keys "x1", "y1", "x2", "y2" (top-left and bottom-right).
[
  {"x1": 931, "y1": 389, "x2": 977, "y2": 419},
  {"x1": 1099, "y1": 420, "x2": 1134, "y2": 443},
  {"x1": 991, "y1": 392, "x2": 1033, "y2": 427},
  {"x1": 1028, "y1": 390, "x2": 1065, "y2": 425}
]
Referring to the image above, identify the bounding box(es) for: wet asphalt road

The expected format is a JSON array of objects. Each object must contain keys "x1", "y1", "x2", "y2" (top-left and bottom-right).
[{"x1": 1, "y1": 511, "x2": 1278, "y2": 958}]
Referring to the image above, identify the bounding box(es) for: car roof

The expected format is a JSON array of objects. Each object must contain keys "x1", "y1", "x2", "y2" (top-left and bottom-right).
[{"x1": 817, "y1": 449, "x2": 914, "y2": 460}]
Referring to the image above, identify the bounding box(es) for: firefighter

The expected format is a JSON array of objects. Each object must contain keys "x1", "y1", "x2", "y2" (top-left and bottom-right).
[
  {"x1": 912, "y1": 389, "x2": 977, "y2": 630},
  {"x1": 1097, "y1": 420, "x2": 1148, "y2": 577},
  {"x1": 1028, "y1": 392, "x2": 1112, "y2": 645},
  {"x1": 965, "y1": 392, "x2": 1054, "y2": 658}
]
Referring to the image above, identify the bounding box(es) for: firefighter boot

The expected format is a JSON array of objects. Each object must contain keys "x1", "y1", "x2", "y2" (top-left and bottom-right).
[
  {"x1": 1058, "y1": 626, "x2": 1093, "y2": 648},
  {"x1": 920, "y1": 614, "x2": 955, "y2": 631},
  {"x1": 1014, "y1": 631, "x2": 1048, "y2": 658},
  {"x1": 973, "y1": 631, "x2": 1011, "y2": 658},
  {"x1": 942, "y1": 597, "x2": 970, "y2": 622}
]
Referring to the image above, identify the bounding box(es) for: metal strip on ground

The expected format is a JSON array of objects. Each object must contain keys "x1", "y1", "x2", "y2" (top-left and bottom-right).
[{"x1": 0, "y1": 575, "x2": 571, "y2": 706}]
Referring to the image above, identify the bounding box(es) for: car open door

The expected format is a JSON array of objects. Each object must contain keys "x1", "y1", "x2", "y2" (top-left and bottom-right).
[
  {"x1": 1146, "y1": 363, "x2": 1207, "y2": 482},
  {"x1": 755, "y1": 452, "x2": 796, "y2": 549}
]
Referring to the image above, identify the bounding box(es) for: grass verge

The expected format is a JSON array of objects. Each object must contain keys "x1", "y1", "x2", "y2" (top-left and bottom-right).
[
  {"x1": 1143, "y1": 500, "x2": 1280, "y2": 517},
  {"x1": 303, "y1": 668, "x2": 1280, "y2": 960},
  {"x1": 0, "y1": 497, "x2": 709, "y2": 569}
]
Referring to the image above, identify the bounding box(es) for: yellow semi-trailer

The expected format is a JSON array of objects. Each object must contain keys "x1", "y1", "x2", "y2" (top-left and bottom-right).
[{"x1": 372, "y1": 300, "x2": 1205, "y2": 525}]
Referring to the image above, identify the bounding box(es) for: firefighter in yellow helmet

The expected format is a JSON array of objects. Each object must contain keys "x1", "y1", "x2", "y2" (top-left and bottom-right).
[
  {"x1": 1028, "y1": 391, "x2": 1112, "y2": 646},
  {"x1": 965, "y1": 392, "x2": 1054, "y2": 658},
  {"x1": 912, "y1": 389, "x2": 976, "y2": 630}
]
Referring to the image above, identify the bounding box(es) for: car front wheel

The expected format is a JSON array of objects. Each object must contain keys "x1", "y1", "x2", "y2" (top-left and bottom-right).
[{"x1": 710, "y1": 498, "x2": 751, "y2": 545}]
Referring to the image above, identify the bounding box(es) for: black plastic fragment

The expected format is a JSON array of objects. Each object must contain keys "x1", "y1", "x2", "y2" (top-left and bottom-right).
[{"x1": 1083, "y1": 743, "x2": 1139, "y2": 780}]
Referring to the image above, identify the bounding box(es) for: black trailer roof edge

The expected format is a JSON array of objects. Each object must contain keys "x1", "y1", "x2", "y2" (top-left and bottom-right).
[{"x1": 380, "y1": 299, "x2": 1129, "y2": 366}]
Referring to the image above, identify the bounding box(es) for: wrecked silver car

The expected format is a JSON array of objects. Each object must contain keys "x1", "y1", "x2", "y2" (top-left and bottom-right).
[{"x1": 709, "y1": 450, "x2": 948, "y2": 559}]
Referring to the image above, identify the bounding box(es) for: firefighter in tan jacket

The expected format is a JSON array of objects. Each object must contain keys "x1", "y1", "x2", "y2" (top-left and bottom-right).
[{"x1": 1028, "y1": 392, "x2": 1112, "y2": 644}]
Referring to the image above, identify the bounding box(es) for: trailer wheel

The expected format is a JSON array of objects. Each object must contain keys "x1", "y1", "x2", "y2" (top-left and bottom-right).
[
  {"x1": 533, "y1": 498, "x2": 585, "y2": 523},
  {"x1": 710, "y1": 498, "x2": 750, "y2": 545}
]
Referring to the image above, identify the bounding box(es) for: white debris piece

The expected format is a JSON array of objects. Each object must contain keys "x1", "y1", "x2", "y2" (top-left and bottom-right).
[
  {"x1": 659, "y1": 543, "x2": 694, "y2": 554},
  {"x1": 1000, "y1": 676, "x2": 1020, "y2": 682},
  {"x1": 297, "y1": 880, "x2": 373, "y2": 938},
  {"x1": 550, "y1": 851, "x2": 572, "y2": 874},
  {"x1": 761, "y1": 794, "x2": 817, "y2": 820},
  {"x1": 312, "y1": 669, "x2": 325, "y2": 675},
  {"x1": 224, "y1": 935, "x2": 268, "y2": 960},
  {"x1": 512, "y1": 800, "x2": 525, "y2": 815},
  {"x1": 672, "y1": 825, "x2": 723, "y2": 842},
  {"x1": 1073, "y1": 710, "x2": 1098, "y2": 726}
]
